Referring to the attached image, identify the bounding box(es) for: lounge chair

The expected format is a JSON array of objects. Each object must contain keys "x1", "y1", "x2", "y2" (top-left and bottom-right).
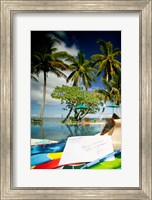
[{"x1": 84, "y1": 118, "x2": 91, "y2": 123}]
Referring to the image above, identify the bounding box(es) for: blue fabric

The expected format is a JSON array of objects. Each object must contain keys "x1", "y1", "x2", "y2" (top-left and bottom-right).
[
  {"x1": 31, "y1": 153, "x2": 51, "y2": 166},
  {"x1": 31, "y1": 141, "x2": 66, "y2": 155}
]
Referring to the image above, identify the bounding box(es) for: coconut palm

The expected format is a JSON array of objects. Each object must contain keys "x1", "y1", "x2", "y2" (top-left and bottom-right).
[
  {"x1": 61, "y1": 51, "x2": 96, "y2": 123},
  {"x1": 66, "y1": 51, "x2": 96, "y2": 90},
  {"x1": 95, "y1": 69, "x2": 121, "y2": 120},
  {"x1": 91, "y1": 39, "x2": 121, "y2": 79},
  {"x1": 102, "y1": 69, "x2": 121, "y2": 105},
  {"x1": 31, "y1": 34, "x2": 69, "y2": 120},
  {"x1": 91, "y1": 39, "x2": 121, "y2": 120}
]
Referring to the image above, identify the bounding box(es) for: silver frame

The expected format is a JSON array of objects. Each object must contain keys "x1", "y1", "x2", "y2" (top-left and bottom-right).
[{"x1": 0, "y1": 0, "x2": 151, "y2": 199}]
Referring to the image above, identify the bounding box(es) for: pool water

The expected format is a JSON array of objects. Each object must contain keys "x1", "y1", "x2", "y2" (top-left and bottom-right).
[{"x1": 31, "y1": 118, "x2": 105, "y2": 142}]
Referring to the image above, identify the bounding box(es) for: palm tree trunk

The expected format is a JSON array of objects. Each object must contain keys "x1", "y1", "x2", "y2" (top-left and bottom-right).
[
  {"x1": 40, "y1": 71, "x2": 46, "y2": 120},
  {"x1": 99, "y1": 100, "x2": 106, "y2": 121},
  {"x1": 99, "y1": 73, "x2": 108, "y2": 122}
]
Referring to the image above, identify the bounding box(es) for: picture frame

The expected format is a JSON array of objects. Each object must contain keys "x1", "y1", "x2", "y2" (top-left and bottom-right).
[{"x1": 0, "y1": 0, "x2": 151, "y2": 199}]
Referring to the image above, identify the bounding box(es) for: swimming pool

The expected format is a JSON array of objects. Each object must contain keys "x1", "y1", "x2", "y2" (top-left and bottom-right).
[{"x1": 31, "y1": 118, "x2": 104, "y2": 142}]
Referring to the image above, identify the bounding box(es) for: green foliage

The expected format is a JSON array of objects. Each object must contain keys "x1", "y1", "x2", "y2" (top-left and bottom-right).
[
  {"x1": 31, "y1": 34, "x2": 71, "y2": 119},
  {"x1": 91, "y1": 39, "x2": 121, "y2": 120},
  {"x1": 51, "y1": 85, "x2": 103, "y2": 121},
  {"x1": 96, "y1": 70, "x2": 121, "y2": 105},
  {"x1": 65, "y1": 51, "x2": 97, "y2": 90},
  {"x1": 91, "y1": 39, "x2": 121, "y2": 80}
]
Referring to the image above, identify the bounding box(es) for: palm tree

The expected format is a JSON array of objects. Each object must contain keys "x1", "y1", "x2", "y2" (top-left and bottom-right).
[
  {"x1": 31, "y1": 34, "x2": 69, "y2": 120},
  {"x1": 91, "y1": 39, "x2": 121, "y2": 79},
  {"x1": 91, "y1": 39, "x2": 121, "y2": 120},
  {"x1": 96, "y1": 69, "x2": 121, "y2": 120},
  {"x1": 93, "y1": 89, "x2": 111, "y2": 121},
  {"x1": 66, "y1": 51, "x2": 96, "y2": 90},
  {"x1": 102, "y1": 69, "x2": 121, "y2": 105},
  {"x1": 61, "y1": 51, "x2": 96, "y2": 123}
]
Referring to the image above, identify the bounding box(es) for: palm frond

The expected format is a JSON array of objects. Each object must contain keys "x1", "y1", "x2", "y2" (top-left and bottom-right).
[
  {"x1": 112, "y1": 50, "x2": 121, "y2": 57},
  {"x1": 106, "y1": 41, "x2": 113, "y2": 55},
  {"x1": 83, "y1": 75, "x2": 90, "y2": 90},
  {"x1": 31, "y1": 64, "x2": 42, "y2": 75},
  {"x1": 95, "y1": 89, "x2": 111, "y2": 100},
  {"x1": 78, "y1": 51, "x2": 85, "y2": 65},
  {"x1": 51, "y1": 48, "x2": 58, "y2": 53},
  {"x1": 32, "y1": 54, "x2": 43, "y2": 63},
  {"x1": 31, "y1": 74, "x2": 39, "y2": 82},
  {"x1": 66, "y1": 70, "x2": 77, "y2": 83},
  {"x1": 112, "y1": 60, "x2": 121, "y2": 69},
  {"x1": 53, "y1": 51, "x2": 71, "y2": 60},
  {"x1": 85, "y1": 72, "x2": 96, "y2": 82},
  {"x1": 97, "y1": 39, "x2": 108, "y2": 55},
  {"x1": 82, "y1": 61, "x2": 90, "y2": 68},
  {"x1": 91, "y1": 54, "x2": 105, "y2": 61},
  {"x1": 85, "y1": 66, "x2": 97, "y2": 73},
  {"x1": 50, "y1": 67, "x2": 67, "y2": 79},
  {"x1": 65, "y1": 55, "x2": 77, "y2": 65},
  {"x1": 44, "y1": 54, "x2": 54, "y2": 61},
  {"x1": 73, "y1": 71, "x2": 80, "y2": 82},
  {"x1": 101, "y1": 78, "x2": 112, "y2": 91},
  {"x1": 96, "y1": 59, "x2": 107, "y2": 76},
  {"x1": 49, "y1": 61, "x2": 68, "y2": 70}
]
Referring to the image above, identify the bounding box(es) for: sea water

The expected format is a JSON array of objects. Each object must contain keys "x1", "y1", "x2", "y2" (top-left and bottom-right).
[{"x1": 31, "y1": 118, "x2": 105, "y2": 142}]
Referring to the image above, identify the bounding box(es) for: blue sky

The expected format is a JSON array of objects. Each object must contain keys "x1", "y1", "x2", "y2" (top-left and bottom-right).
[{"x1": 31, "y1": 31, "x2": 121, "y2": 118}]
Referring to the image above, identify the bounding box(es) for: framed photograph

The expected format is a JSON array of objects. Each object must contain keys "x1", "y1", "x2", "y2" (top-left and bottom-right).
[{"x1": 0, "y1": 0, "x2": 151, "y2": 199}]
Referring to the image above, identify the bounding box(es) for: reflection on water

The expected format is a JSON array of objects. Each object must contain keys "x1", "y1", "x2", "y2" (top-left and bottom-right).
[{"x1": 31, "y1": 118, "x2": 104, "y2": 142}]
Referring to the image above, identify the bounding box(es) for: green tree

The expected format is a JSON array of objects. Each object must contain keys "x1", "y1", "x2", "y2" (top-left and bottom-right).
[
  {"x1": 51, "y1": 85, "x2": 102, "y2": 122},
  {"x1": 95, "y1": 69, "x2": 121, "y2": 120},
  {"x1": 91, "y1": 39, "x2": 121, "y2": 120},
  {"x1": 31, "y1": 34, "x2": 69, "y2": 120},
  {"x1": 66, "y1": 51, "x2": 96, "y2": 90},
  {"x1": 102, "y1": 69, "x2": 121, "y2": 105}
]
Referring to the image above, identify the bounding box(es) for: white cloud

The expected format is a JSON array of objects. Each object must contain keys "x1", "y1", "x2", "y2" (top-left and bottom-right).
[
  {"x1": 54, "y1": 31, "x2": 67, "y2": 40},
  {"x1": 55, "y1": 41, "x2": 79, "y2": 57},
  {"x1": 31, "y1": 71, "x2": 73, "y2": 105}
]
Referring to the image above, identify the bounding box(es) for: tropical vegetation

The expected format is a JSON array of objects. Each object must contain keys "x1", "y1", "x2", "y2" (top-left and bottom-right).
[
  {"x1": 51, "y1": 85, "x2": 102, "y2": 122},
  {"x1": 31, "y1": 34, "x2": 121, "y2": 123},
  {"x1": 66, "y1": 51, "x2": 96, "y2": 90},
  {"x1": 31, "y1": 34, "x2": 70, "y2": 120},
  {"x1": 91, "y1": 39, "x2": 121, "y2": 120}
]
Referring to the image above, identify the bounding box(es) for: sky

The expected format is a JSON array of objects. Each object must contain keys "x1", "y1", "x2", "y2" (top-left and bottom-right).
[{"x1": 31, "y1": 31, "x2": 121, "y2": 119}]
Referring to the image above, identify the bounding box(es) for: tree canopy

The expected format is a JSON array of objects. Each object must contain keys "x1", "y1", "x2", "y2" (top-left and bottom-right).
[{"x1": 51, "y1": 85, "x2": 103, "y2": 122}]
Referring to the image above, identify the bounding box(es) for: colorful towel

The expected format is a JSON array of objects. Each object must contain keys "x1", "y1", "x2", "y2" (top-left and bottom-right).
[
  {"x1": 31, "y1": 152, "x2": 63, "y2": 166},
  {"x1": 33, "y1": 155, "x2": 121, "y2": 169},
  {"x1": 31, "y1": 141, "x2": 66, "y2": 155},
  {"x1": 31, "y1": 139, "x2": 121, "y2": 169},
  {"x1": 33, "y1": 159, "x2": 61, "y2": 169},
  {"x1": 63, "y1": 155, "x2": 121, "y2": 169},
  {"x1": 31, "y1": 153, "x2": 52, "y2": 166}
]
